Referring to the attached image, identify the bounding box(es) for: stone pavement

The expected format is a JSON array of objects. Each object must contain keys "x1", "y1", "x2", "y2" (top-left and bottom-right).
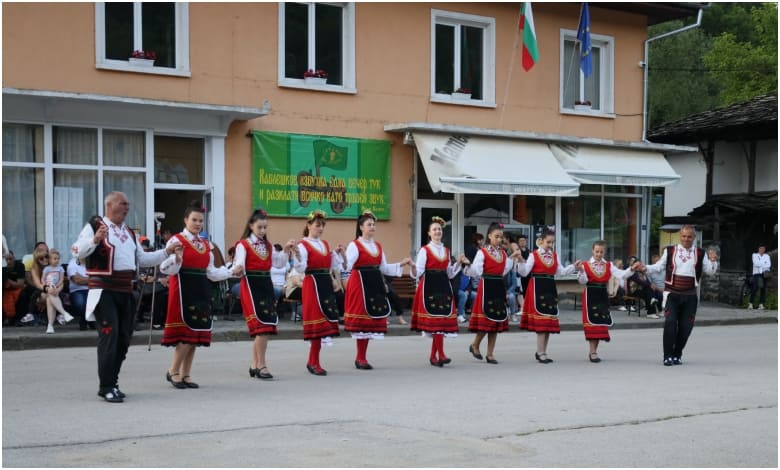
[{"x1": 2, "y1": 300, "x2": 776, "y2": 351}]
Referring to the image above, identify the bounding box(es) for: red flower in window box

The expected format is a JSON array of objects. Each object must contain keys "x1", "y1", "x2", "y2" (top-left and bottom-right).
[
  {"x1": 131, "y1": 50, "x2": 157, "y2": 60},
  {"x1": 303, "y1": 69, "x2": 328, "y2": 79}
]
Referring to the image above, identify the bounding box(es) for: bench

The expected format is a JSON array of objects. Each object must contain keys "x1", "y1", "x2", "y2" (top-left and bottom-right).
[{"x1": 390, "y1": 276, "x2": 417, "y2": 308}]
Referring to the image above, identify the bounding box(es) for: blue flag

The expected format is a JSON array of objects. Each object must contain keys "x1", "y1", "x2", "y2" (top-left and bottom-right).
[{"x1": 577, "y1": 2, "x2": 592, "y2": 77}]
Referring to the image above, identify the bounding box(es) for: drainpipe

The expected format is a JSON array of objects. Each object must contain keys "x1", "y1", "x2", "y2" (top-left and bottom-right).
[{"x1": 641, "y1": 7, "x2": 704, "y2": 141}]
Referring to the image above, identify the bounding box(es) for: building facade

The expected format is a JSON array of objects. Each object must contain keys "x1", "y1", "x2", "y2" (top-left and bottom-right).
[{"x1": 3, "y1": 2, "x2": 699, "y2": 266}]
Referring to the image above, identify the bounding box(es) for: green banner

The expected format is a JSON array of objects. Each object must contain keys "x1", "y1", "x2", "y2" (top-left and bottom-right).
[{"x1": 252, "y1": 130, "x2": 391, "y2": 219}]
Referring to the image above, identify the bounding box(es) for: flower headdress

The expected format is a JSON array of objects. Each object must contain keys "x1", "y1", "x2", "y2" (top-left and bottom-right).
[
  {"x1": 361, "y1": 209, "x2": 375, "y2": 218},
  {"x1": 254, "y1": 208, "x2": 267, "y2": 218},
  {"x1": 308, "y1": 209, "x2": 327, "y2": 221},
  {"x1": 431, "y1": 216, "x2": 447, "y2": 227}
]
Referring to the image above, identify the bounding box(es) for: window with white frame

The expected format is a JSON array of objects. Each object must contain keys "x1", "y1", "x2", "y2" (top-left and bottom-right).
[
  {"x1": 279, "y1": 2, "x2": 356, "y2": 90},
  {"x1": 431, "y1": 9, "x2": 495, "y2": 105},
  {"x1": 95, "y1": 2, "x2": 189, "y2": 75},
  {"x1": 560, "y1": 30, "x2": 613, "y2": 113}
]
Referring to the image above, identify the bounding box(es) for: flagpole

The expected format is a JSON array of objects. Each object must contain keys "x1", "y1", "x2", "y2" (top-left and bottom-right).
[{"x1": 498, "y1": 8, "x2": 524, "y2": 128}]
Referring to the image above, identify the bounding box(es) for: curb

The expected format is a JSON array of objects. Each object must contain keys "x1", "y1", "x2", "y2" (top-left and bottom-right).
[{"x1": 3, "y1": 316, "x2": 775, "y2": 351}]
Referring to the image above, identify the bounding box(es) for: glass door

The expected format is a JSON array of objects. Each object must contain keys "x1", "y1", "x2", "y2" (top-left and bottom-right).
[{"x1": 415, "y1": 200, "x2": 459, "y2": 257}]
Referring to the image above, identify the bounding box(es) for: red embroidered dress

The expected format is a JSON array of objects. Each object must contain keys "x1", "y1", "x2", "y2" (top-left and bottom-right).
[
  {"x1": 520, "y1": 250, "x2": 561, "y2": 333},
  {"x1": 411, "y1": 245, "x2": 458, "y2": 334},
  {"x1": 238, "y1": 238, "x2": 278, "y2": 337},
  {"x1": 581, "y1": 260, "x2": 613, "y2": 341},
  {"x1": 344, "y1": 240, "x2": 390, "y2": 334},
  {"x1": 300, "y1": 239, "x2": 340, "y2": 341},
  {"x1": 162, "y1": 234, "x2": 214, "y2": 347},
  {"x1": 468, "y1": 247, "x2": 510, "y2": 333}
]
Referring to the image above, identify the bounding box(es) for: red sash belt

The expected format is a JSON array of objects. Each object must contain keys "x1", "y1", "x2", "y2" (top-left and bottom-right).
[{"x1": 88, "y1": 270, "x2": 136, "y2": 293}]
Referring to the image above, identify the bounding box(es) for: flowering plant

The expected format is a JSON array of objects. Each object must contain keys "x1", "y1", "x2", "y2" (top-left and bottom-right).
[
  {"x1": 574, "y1": 99, "x2": 592, "y2": 106},
  {"x1": 303, "y1": 69, "x2": 328, "y2": 79},
  {"x1": 455, "y1": 87, "x2": 472, "y2": 94},
  {"x1": 131, "y1": 50, "x2": 157, "y2": 60}
]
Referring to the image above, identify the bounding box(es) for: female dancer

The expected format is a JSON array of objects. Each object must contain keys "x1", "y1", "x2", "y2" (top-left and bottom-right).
[
  {"x1": 232, "y1": 208, "x2": 298, "y2": 379},
  {"x1": 576, "y1": 240, "x2": 635, "y2": 363},
  {"x1": 293, "y1": 210, "x2": 343, "y2": 376},
  {"x1": 344, "y1": 210, "x2": 412, "y2": 370},
  {"x1": 160, "y1": 201, "x2": 241, "y2": 388},
  {"x1": 465, "y1": 222, "x2": 522, "y2": 364},
  {"x1": 411, "y1": 216, "x2": 466, "y2": 367},
  {"x1": 516, "y1": 228, "x2": 580, "y2": 364}
]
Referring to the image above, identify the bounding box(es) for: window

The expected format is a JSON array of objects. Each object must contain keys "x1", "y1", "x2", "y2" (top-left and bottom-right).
[
  {"x1": 278, "y1": 2, "x2": 356, "y2": 92},
  {"x1": 560, "y1": 30, "x2": 613, "y2": 114},
  {"x1": 95, "y1": 2, "x2": 190, "y2": 76},
  {"x1": 431, "y1": 10, "x2": 495, "y2": 106}
]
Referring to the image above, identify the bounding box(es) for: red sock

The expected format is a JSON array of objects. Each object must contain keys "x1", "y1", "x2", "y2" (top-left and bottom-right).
[
  {"x1": 434, "y1": 334, "x2": 446, "y2": 359},
  {"x1": 356, "y1": 338, "x2": 369, "y2": 363},
  {"x1": 310, "y1": 338, "x2": 322, "y2": 367}
]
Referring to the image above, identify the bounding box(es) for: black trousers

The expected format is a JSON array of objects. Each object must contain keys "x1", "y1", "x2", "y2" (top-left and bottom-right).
[
  {"x1": 93, "y1": 290, "x2": 136, "y2": 392},
  {"x1": 663, "y1": 293, "x2": 698, "y2": 359}
]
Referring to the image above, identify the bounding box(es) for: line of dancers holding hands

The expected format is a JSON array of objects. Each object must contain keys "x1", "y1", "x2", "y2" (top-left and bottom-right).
[{"x1": 157, "y1": 201, "x2": 672, "y2": 388}]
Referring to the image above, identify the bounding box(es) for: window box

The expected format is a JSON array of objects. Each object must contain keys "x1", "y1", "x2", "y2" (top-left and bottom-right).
[
  {"x1": 303, "y1": 76, "x2": 327, "y2": 86},
  {"x1": 452, "y1": 92, "x2": 472, "y2": 100},
  {"x1": 129, "y1": 58, "x2": 155, "y2": 67}
]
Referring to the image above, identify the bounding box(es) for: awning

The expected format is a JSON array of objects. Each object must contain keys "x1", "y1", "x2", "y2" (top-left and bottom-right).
[
  {"x1": 412, "y1": 132, "x2": 580, "y2": 196},
  {"x1": 548, "y1": 143, "x2": 681, "y2": 186}
]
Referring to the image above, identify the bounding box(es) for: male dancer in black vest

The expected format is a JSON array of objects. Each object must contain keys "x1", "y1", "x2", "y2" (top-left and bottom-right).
[
  {"x1": 73, "y1": 191, "x2": 182, "y2": 402},
  {"x1": 640, "y1": 225, "x2": 718, "y2": 366}
]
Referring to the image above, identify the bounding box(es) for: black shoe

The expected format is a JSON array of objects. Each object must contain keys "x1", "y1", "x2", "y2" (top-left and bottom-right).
[
  {"x1": 589, "y1": 353, "x2": 601, "y2": 363},
  {"x1": 167, "y1": 371, "x2": 187, "y2": 389},
  {"x1": 439, "y1": 357, "x2": 452, "y2": 365},
  {"x1": 430, "y1": 358, "x2": 444, "y2": 367},
  {"x1": 257, "y1": 367, "x2": 273, "y2": 379},
  {"x1": 113, "y1": 387, "x2": 126, "y2": 399},
  {"x1": 672, "y1": 357, "x2": 682, "y2": 365},
  {"x1": 97, "y1": 388, "x2": 124, "y2": 403},
  {"x1": 535, "y1": 352, "x2": 553, "y2": 364},
  {"x1": 354, "y1": 360, "x2": 373, "y2": 370},
  {"x1": 469, "y1": 344, "x2": 483, "y2": 361},
  {"x1": 181, "y1": 376, "x2": 199, "y2": 388},
  {"x1": 307, "y1": 364, "x2": 327, "y2": 376},
  {"x1": 249, "y1": 367, "x2": 258, "y2": 378},
  {"x1": 485, "y1": 356, "x2": 498, "y2": 364},
  {"x1": 663, "y1": 357, "x2": 673, "y2": 366}
]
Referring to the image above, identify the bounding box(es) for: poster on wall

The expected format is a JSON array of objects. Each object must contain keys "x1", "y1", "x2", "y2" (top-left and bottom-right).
[{"x1": 251, "y1": 130, "x2": 391, "y2": 219}]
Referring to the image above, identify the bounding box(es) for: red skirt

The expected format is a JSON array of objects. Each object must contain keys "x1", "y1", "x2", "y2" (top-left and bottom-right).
[
  {"x1": 302, "y1": 276, "x2": 340, "y2": 340},
  {"x1": 240, "y1": 281, "x2": 277, "y2": 337},
  {"x1": 411, "y1": 277, "x2": 459, "y2": 334},
  {"x1": 467, "y1": 283, "x2": 509, "y2": 333},
  {"x1": 581, "y1": 289, "x2": 610, "y2": 341},
  {"x1": 519, "y1": 277, "x2": 560, "y2": 334},
  {"x1": 161, "y1": 317, "x2": 212, "y2": 347}
]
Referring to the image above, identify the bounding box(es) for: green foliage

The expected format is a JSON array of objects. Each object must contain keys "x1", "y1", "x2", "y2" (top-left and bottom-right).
[{"x1": 647, "y1": 3, "x2": 778, "y2": 128}]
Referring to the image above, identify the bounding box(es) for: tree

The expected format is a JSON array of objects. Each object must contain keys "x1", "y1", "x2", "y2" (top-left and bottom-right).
[
  {"x1": 647, "y1": 3, "x2": 778, "y2": 127},
  {"x1": 703, "y1": 4, "x2": 777, "y2": 104}
]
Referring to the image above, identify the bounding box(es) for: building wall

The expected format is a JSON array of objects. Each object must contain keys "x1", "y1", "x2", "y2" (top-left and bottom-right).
[
  {"x1": 3, "y1": 2, "x2": 654, "y2": 259},
  {"x1": 755, "y1": 139, "x2": 778, "y2": 192},
  {"x1": 712, "y1": 141, "x2": 748, "y2": 195},
  {"x1": 664, "y1": 152, "x2": 706, "y2": 217}
]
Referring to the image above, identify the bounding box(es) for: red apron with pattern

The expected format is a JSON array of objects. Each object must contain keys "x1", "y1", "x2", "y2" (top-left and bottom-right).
[
  {"x1": 468, "y1": 247, "x2": 510, "y2": 333},
  {"x1": 581, "y1": 260, "x2": 613, "y2": 341},
  {"x1": 520, "y1": 250, "x2": 561, "y2": 333},
  {"x1": 238, "y1": 238, "x2": 278, "y2": 337},
  {"x1": 162, "y1": 233, "x2": 213, "y2": 347},
  {"x1": 344, "y1": 240, "x2": 391, "y2": 334},
  {"x1": 301, "y1": 239, "x2": 340, "y2": 341},
  {"x1": 411, "y1": 244, "x2": 458, "y2": 334}
]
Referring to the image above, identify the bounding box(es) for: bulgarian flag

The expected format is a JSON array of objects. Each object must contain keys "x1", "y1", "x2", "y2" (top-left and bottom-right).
[{"x1": 519, "y1": 2, "x2": 539, "y2": 71}]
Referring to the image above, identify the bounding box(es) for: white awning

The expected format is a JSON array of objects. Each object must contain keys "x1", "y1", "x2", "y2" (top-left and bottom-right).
[
  {"x1": 412, "y1": 132, "x2": 580, "y2": 196},
  {"x1": 548, "y1": 143, "x2": 681, "y2": 186}
]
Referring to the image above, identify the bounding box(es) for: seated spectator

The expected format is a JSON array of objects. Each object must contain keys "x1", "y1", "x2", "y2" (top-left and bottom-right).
[
  {"x1": 3, "y1": 251, "x2": 26, "y2": 325},
  {"x1": 384, "y1": 274, "x2": 407, "y2": 325},
  {"x1": 283, "y1": 265, "x2": 304, "y2": 321},
  {"x1": 37, "y1": 248, "x2": 74, "y2": 333},
  {"x1": 67, "y1": 257, "x2": 94, "y2": 330},
  {"x1": 504, "y1": 269, "x2": 520, "y2": 322},
  {"x1": 646, "y1": 254, "x2": 665, "y2": 292},
  {"x1": 626, "y1": 256, "x2": 663, "y2": 318},
  {"x1": 456, "y1": 273, "x2": 477, "y2": 324},
  {"x1": 607, "y1": 259, "x2": 627, "y2": 311}
]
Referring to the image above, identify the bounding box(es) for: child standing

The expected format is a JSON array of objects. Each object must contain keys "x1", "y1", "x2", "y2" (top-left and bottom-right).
[
  {"x1": 40, "y1": 249, "x2": 74, "y2": 333},
  {"x1": 576, "y1": 240, "x2": 635, "y2": 362},
  {"x1": 516, "y1": 229, "x2": 580, "y2": 363}
]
